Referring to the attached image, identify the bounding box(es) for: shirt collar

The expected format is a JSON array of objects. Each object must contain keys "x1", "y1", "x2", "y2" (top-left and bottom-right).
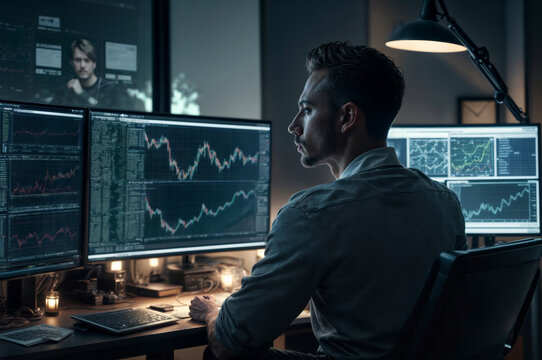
[{"x1": 339, "y1": 147, "x2": 402, "y2": 179}]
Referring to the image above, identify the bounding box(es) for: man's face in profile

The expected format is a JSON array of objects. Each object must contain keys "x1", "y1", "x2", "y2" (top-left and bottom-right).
[
  {"x1": 288, "y1": 70, "x2": 340, "y2": 169},
  {"x1": 71, "y1": 47, "x2": 96, "y2": 81}
]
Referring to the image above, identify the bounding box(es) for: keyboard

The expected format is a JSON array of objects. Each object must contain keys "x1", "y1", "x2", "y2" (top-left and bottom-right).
[
  {"x1": 0, "y1": 324, "x2": 73, "y2": 346},
  {"x1": 71, "y1": 308, "x2": 179, "y2": 334}
]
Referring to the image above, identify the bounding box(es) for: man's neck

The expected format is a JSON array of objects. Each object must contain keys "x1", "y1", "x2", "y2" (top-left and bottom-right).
[
  {"x1": 81, "y1": 74, "x2": 98, "y2": 88},
  {"x1": 332, "y1": 138, "x2": 386, "y2": 179}
]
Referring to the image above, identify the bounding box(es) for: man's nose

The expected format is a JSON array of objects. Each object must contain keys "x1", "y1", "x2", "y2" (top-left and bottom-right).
[{"x1": 288, "y1": 115, "x2": 302, "y2": 135}]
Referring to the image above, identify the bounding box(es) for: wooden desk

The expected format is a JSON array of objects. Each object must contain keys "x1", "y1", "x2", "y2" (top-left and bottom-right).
[{"x1": 0, "y1": 292, "x2": 311, "y2": 360}]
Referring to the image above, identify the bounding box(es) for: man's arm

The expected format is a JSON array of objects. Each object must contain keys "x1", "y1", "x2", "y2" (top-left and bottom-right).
[
  {"x1": 190, "y1": 295, "x2": 233, "y2": 360},
  {"x1": 190, "y1": 206, "x2": 325, "y2": 355},
  {"x1": 67, "y1": 79, "x2": 83, "y2": 95}
]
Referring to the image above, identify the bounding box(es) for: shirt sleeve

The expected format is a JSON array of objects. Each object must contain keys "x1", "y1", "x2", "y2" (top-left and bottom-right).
[{"x1": 214, "y1": 204, "x2": 328, "y2": 354}]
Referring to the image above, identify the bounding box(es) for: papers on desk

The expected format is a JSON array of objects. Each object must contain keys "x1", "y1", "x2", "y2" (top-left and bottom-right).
[
  {"x1": 0, "y1": 324, "x2": 73, "y2": 346},
  {"x1": 169, "y1": 305, "x2": 191, "y2": 319}
]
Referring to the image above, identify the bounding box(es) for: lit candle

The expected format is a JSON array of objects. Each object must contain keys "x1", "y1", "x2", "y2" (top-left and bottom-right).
[
  {"x1": 221, "y1": 270, "x2": 234, "y2": 291},
  {"x1": 45, "y1": 291, "x2": 59, "y2": 316}
]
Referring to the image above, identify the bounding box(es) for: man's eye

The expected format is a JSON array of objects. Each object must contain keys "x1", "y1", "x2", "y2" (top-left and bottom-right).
[{"x1": 303, "y1": 108, "x2": 311, "y2": 114}]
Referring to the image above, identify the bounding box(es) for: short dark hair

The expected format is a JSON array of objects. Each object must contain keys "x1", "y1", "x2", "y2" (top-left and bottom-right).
[
  {"x1": 306, "y1": 41, "x2": 405, "y2": 140},
  {"x1": 71, "y1": 38, "x2": 96, "y2": 62}
]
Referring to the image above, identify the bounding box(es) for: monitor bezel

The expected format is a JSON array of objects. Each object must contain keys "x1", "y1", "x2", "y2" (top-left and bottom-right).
[
  {"x1": 85, "y1": 108, "x2": 271, "y2": 263},
  {"x1": 388, "y1": 123, "x2": 541, "y2": 237},
  {"x1": 0, "y1": 99, "x2": 86, "y2": 280}
]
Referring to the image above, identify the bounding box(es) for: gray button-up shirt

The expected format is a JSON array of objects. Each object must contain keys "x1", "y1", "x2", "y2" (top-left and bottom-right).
[{"x1": 215, "y1": 147, "x2": 466, "y2": 359}]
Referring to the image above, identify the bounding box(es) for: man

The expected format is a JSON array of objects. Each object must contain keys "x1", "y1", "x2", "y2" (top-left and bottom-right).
[
  {"x1": 190, "y1": 41, "x2": 466, "y2": 359},
  {"x1": 55, "y1": 38, "x2": 122, "y2": 108}
]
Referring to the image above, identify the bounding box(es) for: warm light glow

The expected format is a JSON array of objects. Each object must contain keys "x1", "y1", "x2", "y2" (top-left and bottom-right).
[
  {"x1": 386, "y1": 39, "x2": 467, "y2": 53},
  {"x1": 221, "y1": 270, "x2": 234, "y2": 291},
  {"x1": 45, "y1": 291, "x2": 59, "y2": 316},
  {"x1": 149, "y1": 258, "x2": 160, "y2": 267},
  {"x1": 256, "y1": 249, "x2": 265, "y2": 259},
  {"x1": 110, "y1": 261, "x2": 123, "y2": 271}
]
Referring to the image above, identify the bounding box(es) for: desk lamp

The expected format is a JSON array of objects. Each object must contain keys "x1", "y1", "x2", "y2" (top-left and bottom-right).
[{"x1": 385, "y1": 0, "x2": 529, "y2": 123}]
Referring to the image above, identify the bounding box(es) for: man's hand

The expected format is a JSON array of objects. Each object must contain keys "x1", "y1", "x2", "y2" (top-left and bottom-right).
[
  {"x1": 67, "y1": 79, "x2": 83, "y2": 95},
  {"x1": 190, "y1": 295, "x2": 233, "y2": 359},
  {"x1": 189, "y1": 295, "x2": 219, "y2": 323}
]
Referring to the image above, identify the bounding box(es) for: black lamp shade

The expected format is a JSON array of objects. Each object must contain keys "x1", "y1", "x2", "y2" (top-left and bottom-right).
[{"x1": 386, "y1": 19, "x2": 467, "y2": 53}]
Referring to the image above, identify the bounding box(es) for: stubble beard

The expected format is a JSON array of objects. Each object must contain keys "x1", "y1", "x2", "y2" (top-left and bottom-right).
[{"x1": 300, "y1": 121, "x2": 336, "y2": 168}]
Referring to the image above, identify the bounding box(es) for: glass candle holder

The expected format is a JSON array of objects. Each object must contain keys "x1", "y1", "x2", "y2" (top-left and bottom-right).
[
  {"x1": 45, "y1": 291, "x2": 59, "y2": 316},
  {"x1": 220, "y1": 269, "x2": 234, "y2": 291}
]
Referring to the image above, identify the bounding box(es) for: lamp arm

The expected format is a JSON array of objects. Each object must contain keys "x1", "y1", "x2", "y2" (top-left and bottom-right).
[{"x1": 437, "y1": 0, "x2": 529, "y2": 123}]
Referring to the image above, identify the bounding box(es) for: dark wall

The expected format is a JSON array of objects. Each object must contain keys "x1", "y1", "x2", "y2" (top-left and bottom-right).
[
  {"x1": 261, "y1": 0, "x2": 369, "y2": 218},
  {"x1": 526, "y1": 0, "x2": 542, "y2": 125}
]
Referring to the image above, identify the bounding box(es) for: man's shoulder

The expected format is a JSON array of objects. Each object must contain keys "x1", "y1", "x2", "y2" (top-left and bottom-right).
[
  {"x1": 286, "y1": 167, "x2": 458, "y2": 214},
  {"x1": 286, "y1": 180, "x2": 352, "y2": 213},
  {"x1": 95, "y1": 77, "x2": 119, "y2": 90}
]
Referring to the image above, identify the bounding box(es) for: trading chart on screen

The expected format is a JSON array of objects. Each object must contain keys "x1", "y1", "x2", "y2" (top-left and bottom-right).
[
  {"x1": 87, "y1": 111, "x2": 271, "y2": 261},
  {"x1": 0, "y1": 102, "x2": 83, "y2": 276},
  {"x1": 388, "y1": 125, "x2": 540, "y2": 235}
]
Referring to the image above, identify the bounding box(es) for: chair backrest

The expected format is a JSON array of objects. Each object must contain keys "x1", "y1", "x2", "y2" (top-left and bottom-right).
[{"x1": 393, "y1": 238, "x2": 542, "y2": 360}]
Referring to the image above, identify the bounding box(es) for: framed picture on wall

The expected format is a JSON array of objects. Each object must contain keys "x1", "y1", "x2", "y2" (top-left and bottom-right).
[{"x1": 458, "y1": 97, "x2": 499, "y2": 124}]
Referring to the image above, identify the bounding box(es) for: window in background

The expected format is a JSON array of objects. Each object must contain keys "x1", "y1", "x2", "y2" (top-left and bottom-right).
[
  {"x1": 169, "y1": 0, "x2": 260, "y2": 119},
  {"x1": 0, "y1": 0, "x2": 152, "y2": 111}
]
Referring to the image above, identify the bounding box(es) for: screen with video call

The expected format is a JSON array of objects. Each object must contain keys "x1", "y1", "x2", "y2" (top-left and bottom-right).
[
  {"x1": 0, "y1": 0, "x2": 152, "y2": 112},
  {"x1": 87, "y1": 110, "x2": 271, "y2": 261},
  {"x1": 0, "y1": 101, "x2": 84, "y2": 279},
  {"x1": 388, "y1": 124, "x2": 540, "y2": 235}
]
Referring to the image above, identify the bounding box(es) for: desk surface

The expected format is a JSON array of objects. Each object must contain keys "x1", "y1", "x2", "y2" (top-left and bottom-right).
[{"x1": 0, "y1": 291, "x2": 310, "y2": 360}]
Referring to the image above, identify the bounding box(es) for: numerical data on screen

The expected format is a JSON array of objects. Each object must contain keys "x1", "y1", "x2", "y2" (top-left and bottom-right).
[{"x1": 88, "y1": 113, "x2": 271, "y2": 260}]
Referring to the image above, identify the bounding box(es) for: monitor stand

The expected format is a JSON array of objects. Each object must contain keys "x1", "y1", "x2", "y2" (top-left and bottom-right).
[
  {"x1": 6, "y1": 277, "x2": 41, "y2": 315},
  {"x1": 180, "y1": 254, "x2": 197, "y2": 269}
]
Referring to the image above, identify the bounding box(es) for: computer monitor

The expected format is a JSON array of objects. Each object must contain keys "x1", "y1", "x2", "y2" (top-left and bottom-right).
[
  {"x1": 0, "y1": 101, "x2": 85, "y2": 280},
  {"x1": 0, "y1": 0, "x2": 152, "y2": 112},
  {"x1": 387, "y1": 124, "x2": 540, "y2": 235},
  {"x1": 87, "y1": 110, "x2": 271, "y2": 261}
]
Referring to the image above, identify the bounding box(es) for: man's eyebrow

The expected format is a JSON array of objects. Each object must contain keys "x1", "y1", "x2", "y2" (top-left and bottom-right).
[{"x1": 298, "y1": 100, "x2": 313, "y2": 107}]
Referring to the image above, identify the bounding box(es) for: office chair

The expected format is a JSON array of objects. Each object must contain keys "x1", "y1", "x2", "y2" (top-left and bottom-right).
[{"x1": 392, "y1": 237, "x2": 542, "y2": 360}]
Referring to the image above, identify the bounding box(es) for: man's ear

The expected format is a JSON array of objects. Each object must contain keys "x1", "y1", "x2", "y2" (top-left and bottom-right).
[{"x1": 340, "y1": 102, "x2": 360, "y2": 133}]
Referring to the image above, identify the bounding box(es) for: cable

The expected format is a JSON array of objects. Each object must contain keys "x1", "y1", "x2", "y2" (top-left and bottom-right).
[
  {"x1": 0, "y1": 316, "x2": 30, "y2": 330},
  {"x1": 0, "y1": 300, "x2": 42, "y2": 330},
  {"x1": 175, "y1": 279, "x2": 220, "y2": 305},
  {"x1": 14, "y1": 306, "x2": 43, "y2": 321}
]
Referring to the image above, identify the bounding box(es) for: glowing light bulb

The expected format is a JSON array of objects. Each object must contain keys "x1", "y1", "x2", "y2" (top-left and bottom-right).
[
  {"x1": 149, "y1": 258, "x2": 159, "y2": 267},
  {"x1": 111, "y1": 261, "x2": 122, "y2": 272}
]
